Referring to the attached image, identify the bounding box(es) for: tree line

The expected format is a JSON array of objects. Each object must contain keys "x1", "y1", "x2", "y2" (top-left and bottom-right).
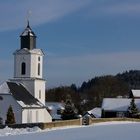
[{"x1": 46, "y1": 70, "x2": 140, "y2": 114}]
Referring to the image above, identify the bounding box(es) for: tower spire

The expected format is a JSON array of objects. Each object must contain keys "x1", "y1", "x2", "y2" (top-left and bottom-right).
[
  {"x1": 20, "y1": 12, "x2": 36, "y2": 50},
  {"x1": 27, "y1": 20, "x2": 30, "y2": 28},
  {"x1": 26, "y1": 10, "x2": 31, "y2": 27}
]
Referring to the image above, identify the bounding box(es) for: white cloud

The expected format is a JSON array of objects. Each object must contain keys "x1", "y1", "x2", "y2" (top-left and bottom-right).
[
  {"x1": 0, "y1": 0, "x2": 91, "y2": 31},
  {"x1": 46, "y1": 51, "x2": 140, "y2": 87}
]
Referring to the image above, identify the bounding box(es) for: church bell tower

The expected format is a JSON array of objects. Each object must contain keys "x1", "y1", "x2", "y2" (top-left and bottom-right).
[{"x1": 11, "y1": 21, "x2": 46, "y2": 105}]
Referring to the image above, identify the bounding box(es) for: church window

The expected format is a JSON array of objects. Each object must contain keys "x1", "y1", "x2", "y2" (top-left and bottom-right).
[
  {"x1": 38, "y1": 63, "x2": 40, "y2": 75},
  {"x1": 38, "y1": 57, "x2": 40, "y2": 61},
  {"x1": 21, "y1": 62, "x2": 26, "y2": 75},
  {"x1": 39, "y1": 90, "x2": 41, "y2": 99}
]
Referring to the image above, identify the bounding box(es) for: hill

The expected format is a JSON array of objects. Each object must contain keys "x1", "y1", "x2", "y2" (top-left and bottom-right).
[{"x1": 46, "y1": 70, "x2": 140, "y2": 114}]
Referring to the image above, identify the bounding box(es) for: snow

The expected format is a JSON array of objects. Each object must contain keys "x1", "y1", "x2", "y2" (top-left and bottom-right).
[
  {"x1": 21, "y1": 27, "x2": 34, "y2": 36},
  {"x1": 87, "y1": 107, "x2": 101, "y2": 118},
  {"x1": 0, "y1": 121, "x2": 140, "y2": 140},
  {"x1": 0, "y1": 82, "x2": 10, "y2": 94},
  {"x1": 0, "y1": 126, "x2": 41, "y2": 137}
]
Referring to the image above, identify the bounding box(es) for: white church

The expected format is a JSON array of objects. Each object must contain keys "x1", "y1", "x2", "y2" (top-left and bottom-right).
[{"x1": 0, "y1": 21, "x2": 52, "y2": 124}]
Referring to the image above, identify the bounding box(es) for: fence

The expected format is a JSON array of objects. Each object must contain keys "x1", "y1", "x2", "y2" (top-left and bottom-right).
[{"x1": 1, "y1": 118, "x2": 82, "y2": 130}]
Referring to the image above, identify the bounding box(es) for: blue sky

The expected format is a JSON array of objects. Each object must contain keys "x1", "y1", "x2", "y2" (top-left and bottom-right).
[{"x1": 1, "y1": 0, "x2": 140, "y2": 87}]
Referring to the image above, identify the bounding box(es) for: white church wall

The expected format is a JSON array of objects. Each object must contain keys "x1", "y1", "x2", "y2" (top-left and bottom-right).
[
  {"x1": 0, "y1": 94, "x2": 22, "y2": 124},
  {"x1": 14, "y1": 51, "x2": 43, "y2": 79},
  {"x1": 44, "y1": 108, "x2": 52, "y2": 122},
  {"x1": 34, "y1": 80, "x2": 46, "y2": 105},
  {"x1": 14, "y1": 54, "x2": 31, "y2": 78},
  {"x1": 30, "y1": 54, "x2": 43, "y2": 78},
  {"x1": 22, "y1": 108, "x2": 52, "y2": 123}
]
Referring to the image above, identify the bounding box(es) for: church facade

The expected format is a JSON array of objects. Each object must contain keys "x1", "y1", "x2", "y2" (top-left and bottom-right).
[{"x1": 0, "y1": 22, "x2": 52, "y2": 124}]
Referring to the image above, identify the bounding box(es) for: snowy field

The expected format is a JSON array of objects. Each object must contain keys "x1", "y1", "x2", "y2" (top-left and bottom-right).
[{"x1": 0, "y1": 121, "x2": 140, "y2": 140}]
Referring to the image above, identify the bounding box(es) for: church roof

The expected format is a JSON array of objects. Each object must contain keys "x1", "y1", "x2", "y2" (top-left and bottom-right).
[
  {"x1": 20, "y1": 21, "x2": 36, "y2": 37},
  {"x1": 14, "y1": 48, "x2": 44, "y2": 55},
  {"x1": 0, "y1": 81, "x2": 44, "y2": 108},
  {"x1": 102, "y1": 98, "x2": 140, "y2": 112}
]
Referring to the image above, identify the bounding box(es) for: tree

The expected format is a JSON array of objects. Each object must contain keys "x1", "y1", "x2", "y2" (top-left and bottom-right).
[
  {"x1": 5, "y1": 105, "x2": 16, "y2": 125},
  {"x1": 61, "y1": 94, "x2": 78, "y2": 120},
  {"x1": 128, "y1": 98, "x2": 139, "y2": 118}
]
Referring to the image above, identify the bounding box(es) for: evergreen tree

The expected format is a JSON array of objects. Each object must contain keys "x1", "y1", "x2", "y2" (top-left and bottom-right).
[
  {"x1": 61, "y1": 94, "x2": 78, "y2": 120},
  {"x1": 5, "y1": 105, "x2": 16, "y2": 125},
  {"x1": 128, "y1": 98, "x2": 139, "y2": 118}
]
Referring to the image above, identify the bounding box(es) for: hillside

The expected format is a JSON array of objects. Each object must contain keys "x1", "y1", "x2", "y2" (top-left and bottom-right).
[{"x1": 46, "y1": 70, "x2": 140, "y2": 114}]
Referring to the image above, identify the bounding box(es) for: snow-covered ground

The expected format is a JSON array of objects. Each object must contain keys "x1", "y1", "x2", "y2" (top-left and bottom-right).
[{"x1": 0, "y1": 121, "x2": 140, "y2": 140}]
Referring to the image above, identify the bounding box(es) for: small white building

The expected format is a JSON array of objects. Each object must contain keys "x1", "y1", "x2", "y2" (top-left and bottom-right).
[{"x1": 0, "y1": 21, "x2": 52, "y2": 124}]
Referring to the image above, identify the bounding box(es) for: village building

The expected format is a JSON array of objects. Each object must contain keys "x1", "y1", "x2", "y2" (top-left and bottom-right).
[
  {"x1": 0, "y1": 21, "x2": 52, "y2": 124},
  {"x1": 129, "y1": 89, "x2": 140, "y2": 99},
  {"x1": 101, "y1": 98, "x2": 140, "y2": 118},
  {"x1": 83, "y1": 107, "x2": 101, "y2": 118}
]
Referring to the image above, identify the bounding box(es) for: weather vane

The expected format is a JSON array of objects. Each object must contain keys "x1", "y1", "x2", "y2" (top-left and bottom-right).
[{"x1": 26, "y1": 10, "x2": 32, "y2": 25}]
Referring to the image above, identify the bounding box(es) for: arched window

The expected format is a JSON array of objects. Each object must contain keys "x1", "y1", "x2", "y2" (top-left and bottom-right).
[
  {"x1": 38, "y1": 57, "x2": 40, "y2": 61},
  {"x1": 38, "y1": 63, "x2": 40, "y2": 75},
  {"x1": 21, "y1": 62, "x2": 26, "y2": 75}
]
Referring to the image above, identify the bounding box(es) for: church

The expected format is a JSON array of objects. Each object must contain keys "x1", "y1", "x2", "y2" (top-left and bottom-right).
[{"x1": 0, "y1": 21, "x2": 52, "y2": 124}]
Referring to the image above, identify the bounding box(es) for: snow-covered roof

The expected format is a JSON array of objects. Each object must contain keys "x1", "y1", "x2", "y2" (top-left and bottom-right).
[
  {"x1": 0, "y1": 82, "x2": 10, "y2": 94},
  {"x1": 46, "y1": 102, "x2": 64, "y2": 110},
  {"x1": 14, "y1": 48, "x2": 44, "y2": 55},
  {"x1": 20, "y1": 24, "x2": 36, "y2": 37},
  {"x1": 102, "y1": 98, "x2": 140, "y2": 112},
  {"x1": 87, "y1": 108, "x2": 101, "y2": 118},
  {"x1": 131, "y1": 90, "x2": 140, "y2": 98},
  {"x1": 46, "y1": 102, "x2": 64, "y2": 120},
  {"x1": 0, "y1": 81, "x2": 44, "y2": 108}
]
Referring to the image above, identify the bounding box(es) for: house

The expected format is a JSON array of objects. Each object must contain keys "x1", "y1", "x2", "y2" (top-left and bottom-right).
[
  {"x1": 0, "y1": 21, "x2": 52, "y2": 124},
  {"x1": 101, "y1": 98, "x2": 140, "y2": 118},
  {"x1": 129, "y1": 90, "x2": 140, "y2": 99},
  {"x1": 46, "y1": 102, "x2": 64, "y2": 121},
  {"x1": 84, "y1": 107, "x2": 101, "y2": 118}
]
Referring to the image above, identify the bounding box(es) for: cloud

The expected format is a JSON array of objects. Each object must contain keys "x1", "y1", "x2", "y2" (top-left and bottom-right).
[
  {"x1": 0, "y1": 0, "x2": 91, "y2": 31},
  {"x1": 45, "y1": 51, "x2": 140, "y2": 87}
]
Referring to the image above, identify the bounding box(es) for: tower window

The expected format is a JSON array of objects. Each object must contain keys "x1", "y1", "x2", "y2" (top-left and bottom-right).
[
  {"x1": 21, "y1": 62, "x2": 26, "y2": 75},
  {"x1": 39, "y1": 90, "x2": 41, "y2": 99},
  {"x1": 38, "y1": 63, "x2": 40, "y2": 75},
  {"x1": 38, "y1": 57, "x2": 40, "y2": 61}
]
